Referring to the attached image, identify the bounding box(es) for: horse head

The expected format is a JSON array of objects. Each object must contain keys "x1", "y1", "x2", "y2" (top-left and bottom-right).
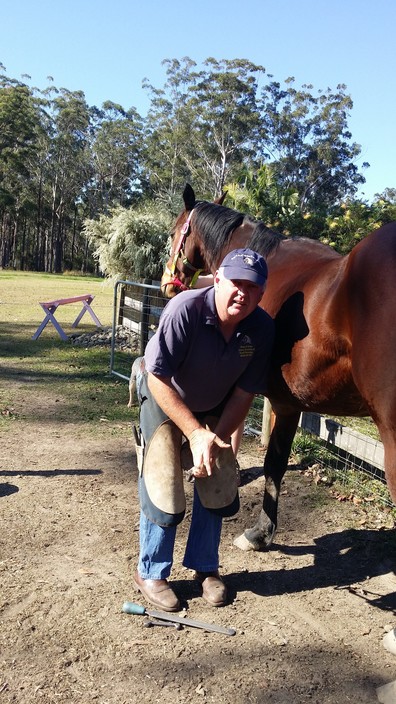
[{"x1": 160, "y1": 184, "x2": 226, "y2": 298}]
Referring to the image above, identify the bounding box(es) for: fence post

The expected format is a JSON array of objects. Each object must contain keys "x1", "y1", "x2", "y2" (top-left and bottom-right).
[
  {"x1": 118, "y1": 284, "x2": 125, "y2": 326},
  {"x1": 140, "y1": 278, "x2": 151, "y2": 356},
  {"x1": 261, "y1": 397, "x2": 273, "y2": 448}
]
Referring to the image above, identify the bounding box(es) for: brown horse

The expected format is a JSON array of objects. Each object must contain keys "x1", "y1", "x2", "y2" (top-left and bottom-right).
[{"x1": 161, "y1": 184, "x2": 396, "y2": 551}]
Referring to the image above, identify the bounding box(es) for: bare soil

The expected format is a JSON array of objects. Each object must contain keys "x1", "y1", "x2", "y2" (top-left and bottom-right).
[{"x1": 1, "y1": 373, "x2": 396, "y2": 704}]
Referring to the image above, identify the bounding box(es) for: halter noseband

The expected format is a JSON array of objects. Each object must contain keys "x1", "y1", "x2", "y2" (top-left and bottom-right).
[{"x1": 164, "y1": 209, "x2": 204, "y2": 291}]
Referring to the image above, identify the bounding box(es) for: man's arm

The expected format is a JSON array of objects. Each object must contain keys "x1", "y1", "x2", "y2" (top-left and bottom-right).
[
  {"x1": 147, "y1": 372, "x2": 230, "y2": 476},
  {"x1": 148, "y1": 372, "x2": 202, "y2": 438},
  {"x1": 193, "y1": 274, "x2": 214, "y2": 289},
  {"x1": 214, "y1": 387, "x2": 255, "y2": 443}
]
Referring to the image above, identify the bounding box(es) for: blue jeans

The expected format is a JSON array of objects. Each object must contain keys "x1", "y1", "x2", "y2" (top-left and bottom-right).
[{"x1": 138, "y1": 484, "x2": 222, "y2": 579}]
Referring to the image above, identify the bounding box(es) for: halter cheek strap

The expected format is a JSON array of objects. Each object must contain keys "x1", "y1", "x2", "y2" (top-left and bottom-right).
[
  {"x1": 164, "y1": 210, "x2": 204, "y2": 291},
  {"x1": 190, "y1": 268, "x2": 203, "y2": 288},
  {"x1": 168, "y1": 210, "x2": 194, "y2": 276}
]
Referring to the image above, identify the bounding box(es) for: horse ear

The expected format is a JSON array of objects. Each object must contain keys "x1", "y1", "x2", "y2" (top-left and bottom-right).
[
  {"x1": 183, "y1": 183, "x2": 196, "y2": 211},
  {"x1": 215, "y1": 191, "x2": 227, "y2": 206}
]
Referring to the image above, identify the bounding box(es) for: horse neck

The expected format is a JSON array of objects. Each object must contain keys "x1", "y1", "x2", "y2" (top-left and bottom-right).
[{"x1": 229, "y1": 221, "x2": 256, "y2": 250}]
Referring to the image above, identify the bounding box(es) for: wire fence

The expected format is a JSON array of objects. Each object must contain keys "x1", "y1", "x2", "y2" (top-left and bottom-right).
[
  {"x1": 110, "y1": 280, "x2": 393, "y2": 510},
  {"x1": 243, "y1": 395, "x2": 393, "y2": 509}
]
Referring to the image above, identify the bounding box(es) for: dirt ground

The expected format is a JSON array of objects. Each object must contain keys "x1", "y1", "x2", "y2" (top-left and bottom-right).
[{"x1": 1, "y1": 374, "x2": 396, "y2": 704}]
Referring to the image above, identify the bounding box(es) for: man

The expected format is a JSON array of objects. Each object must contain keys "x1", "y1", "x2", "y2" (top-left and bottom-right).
[{"x1": 134, "y1": 248, "x2": 274, "y2": 611}]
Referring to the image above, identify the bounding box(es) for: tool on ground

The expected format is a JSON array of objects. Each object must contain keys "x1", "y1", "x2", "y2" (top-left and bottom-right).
[
  {"x1": 122, "y1": 601, "x2": 236, "y2": 636},
  {"x1": 143, "y1": 617, "x2": 182, "y2": 630}
]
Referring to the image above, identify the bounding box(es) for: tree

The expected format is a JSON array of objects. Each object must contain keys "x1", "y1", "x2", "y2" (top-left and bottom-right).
[
  {"x1": 0, "y1": 59, "x2": 391, "y2": 274},
  {"x1": 323, "y1": 196, "x2": 396, "y2": 254},
  {"x1": 43, "y1": 88, "x2": 92, "y2": 272},
  {"x1": 225, "y1": 164, "x2": 327, "y2": 238},
  {"x1": 257, "y1": 79, "x2": 368, "y2": 216},
  {"x1": 0, "y1": 77, "x2": 44, "y2": 267},
  {"x1": 187, "y1": 58, "x2": 265, "y2": 196},
  {"x1": 142, "y1": 57, "x2": 265, "y2": 203},
  {"x1": 142, "y1": 57, "x2": 199, "y2": 209},
  {"x1": 376, "y1": 187, "x2": 396, "y2": 203},
  {"x1": 88, "y1": 101, "x2": 144, "y2": 213}
]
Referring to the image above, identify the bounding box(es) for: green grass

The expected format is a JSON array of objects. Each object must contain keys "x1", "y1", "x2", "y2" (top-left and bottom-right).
[
  {"x1": 0, "y1": 270, "x2": 115, "y2": 330},
  {"x1": 0, "y1": 271, "x2": 137, "y2": 435},
  {"x1": 292, "y1": 429, "x2": 396, "y2": 518},
  {"x1": 291, "y1": 432, "x2": 335, "y2": 466},
  {"x1": 326, "y1": 415, "x2": 380, "y2": 441}
]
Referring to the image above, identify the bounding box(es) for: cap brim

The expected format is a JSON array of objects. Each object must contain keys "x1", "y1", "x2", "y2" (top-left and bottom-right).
[{"x1": 223, "y1": 267, "x2": 266, "y2": 286}]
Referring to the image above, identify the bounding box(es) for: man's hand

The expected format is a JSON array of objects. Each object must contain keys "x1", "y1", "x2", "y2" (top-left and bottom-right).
[{"x1": 188, "y1": 428, "x2": 230, "y2": 477}]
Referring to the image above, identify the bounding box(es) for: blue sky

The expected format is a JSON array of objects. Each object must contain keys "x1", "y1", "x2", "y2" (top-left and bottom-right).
[{"x1": 2, "y1": 0, "x2": 395, "y2": 200}]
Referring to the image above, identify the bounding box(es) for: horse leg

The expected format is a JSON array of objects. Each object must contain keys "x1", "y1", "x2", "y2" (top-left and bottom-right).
[
  {"x1": 234, "y1": 411, "x2": 300, "y2": 551},
  {"x1": 384, "y1": 439, "x2": 396, "y2": 505},
  {"x1": 127, "y1": 356, "x2": 145, "y2": 408},
  {"x1": 372, "y1": 422, "x2": 396, "y2": 506}
]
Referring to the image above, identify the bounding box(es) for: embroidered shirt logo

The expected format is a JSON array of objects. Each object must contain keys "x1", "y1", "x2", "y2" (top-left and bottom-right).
[{"x1": 238, "y1": 335, "x2": 255, "y2": 358}]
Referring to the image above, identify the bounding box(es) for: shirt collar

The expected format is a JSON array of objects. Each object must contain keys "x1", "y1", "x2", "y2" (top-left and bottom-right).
[{"x1": 203, "y1": 287, "x2": 217, "y2": 325}]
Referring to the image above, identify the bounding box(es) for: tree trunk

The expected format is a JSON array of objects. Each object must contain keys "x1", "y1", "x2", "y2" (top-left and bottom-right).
[{"x1": 54, "y1": 209, "x2": 64, "y2": 274}]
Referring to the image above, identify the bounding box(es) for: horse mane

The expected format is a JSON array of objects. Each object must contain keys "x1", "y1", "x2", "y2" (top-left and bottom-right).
[
  {"x1": 249, "y1": 221, "x2": 286, "y2": 258},
  {"x1": 193, "y1": 201, "x2": 244, "y2": 247},
  {"x1": 193, "y1": 201, "x2": 285, "y2": 270}
]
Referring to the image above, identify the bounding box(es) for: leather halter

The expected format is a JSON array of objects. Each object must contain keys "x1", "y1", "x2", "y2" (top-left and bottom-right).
[{"x1": 164, "y1": 209, "x2": 204, "y2": 291}]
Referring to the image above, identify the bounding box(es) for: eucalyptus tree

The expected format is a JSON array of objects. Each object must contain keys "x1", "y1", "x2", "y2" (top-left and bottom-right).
[
  {"x1": 256, "y1": 78, "x2": 367, "y2": 223},
  {"x1": 45, "y1": 88, "x2": 92, "y2": 272},
  {"x1": 88, "y1": 101, "x2": 144, "y2": 213},
  {"x1": 142, "y1": 57, "x2": 198, "y2": 209},
  {"x1": 0, "y1": 71, "x2": 44, "y2": 267},
  {"x1": 142, "y1": 57, "x2": 265, "y2": 204},
  {"x1": 224, "y1": 79, "x2": 368, "y2": 239},
  {"x1": 186, "y1": 58, "x2": 265, "y2": 196}
]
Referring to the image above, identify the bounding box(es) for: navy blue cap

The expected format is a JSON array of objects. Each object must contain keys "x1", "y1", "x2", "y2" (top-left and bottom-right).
[{"x1": 220, "y1": 248, "x2": 268, "y2": 287}]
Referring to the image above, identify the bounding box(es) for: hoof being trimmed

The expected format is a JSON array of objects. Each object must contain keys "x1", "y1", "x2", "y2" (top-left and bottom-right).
[{"x1": 233, "y1": 533, "x2": 256, "y2": 551}]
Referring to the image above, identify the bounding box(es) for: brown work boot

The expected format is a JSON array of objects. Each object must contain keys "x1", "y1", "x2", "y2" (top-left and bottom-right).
[
  {"x1": 133, "y1": 571, "x2": 180, "y2": 612},
  {"x1": 194, "y1": 571, "x2": 228, "y2": 607}
]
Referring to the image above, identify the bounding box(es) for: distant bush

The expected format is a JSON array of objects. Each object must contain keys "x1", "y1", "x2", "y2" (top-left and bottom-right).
[{"x1": 84, "y1": 203, "x2": 172, "y2": 281}]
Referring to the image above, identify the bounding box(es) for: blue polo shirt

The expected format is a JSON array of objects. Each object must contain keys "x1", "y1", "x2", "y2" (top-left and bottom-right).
[{"x1": 144, "y1": 287, "x2": 274, "y2": 413}]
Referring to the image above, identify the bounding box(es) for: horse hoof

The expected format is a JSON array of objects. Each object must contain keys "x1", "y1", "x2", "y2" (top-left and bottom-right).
[
  {"x1": 235, "y1": 522, "x2": 276, "y2": 552},
  {"x1": 233, "y1": 533, "x2": 258, "y2": 551},
  {"x1": 383, "y1": 628, "x2": 396, "y2": 655}
]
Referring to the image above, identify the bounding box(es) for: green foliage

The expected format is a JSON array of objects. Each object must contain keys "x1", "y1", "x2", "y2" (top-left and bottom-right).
[
  {"x1": 142, "y1": 57, "x2": 265, "y2": 201},
  {"x1": 225, "y1": 171, "x2": 396, "y2": 252},
  {"x1": 258, "y1": 79, "x2": 367, "y2": 211},
  {"x1": 322, "y1": 196, "x2": 396, "y2": 253},
  {"x1": 225, "y1": 165, "x2": 327, "y2": 237},
  {"x1": 291, "y1": 432, "x2": 334, "y2": 466},
  {"x1": 89, "y1": 101, "x2": 144, "y2": 211},
  {"x1": 1, "y1": 59, "x2": 395, "y2": 273},
  {"x1": 84, "y1": 202, "x2": 172, "y2": 280}
]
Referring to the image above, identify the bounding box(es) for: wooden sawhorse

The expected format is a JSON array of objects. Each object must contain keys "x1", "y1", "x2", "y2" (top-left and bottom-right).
[{"x1": 32, "y1": 294, "x2": 102, "y2": 341}]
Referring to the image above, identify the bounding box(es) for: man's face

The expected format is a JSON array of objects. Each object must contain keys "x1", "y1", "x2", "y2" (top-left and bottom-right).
[{"x1": 214, "y1": 271, "x2": 265, "y2": 324}]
